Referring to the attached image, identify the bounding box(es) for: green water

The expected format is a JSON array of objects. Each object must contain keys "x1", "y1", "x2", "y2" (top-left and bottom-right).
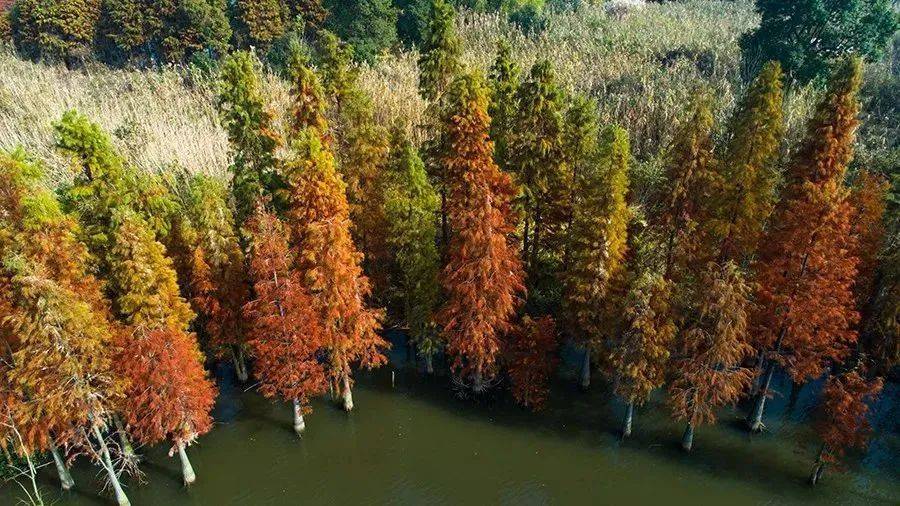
[{"x1": 3, "y1": 338, "x2": 898, "y2": 505}]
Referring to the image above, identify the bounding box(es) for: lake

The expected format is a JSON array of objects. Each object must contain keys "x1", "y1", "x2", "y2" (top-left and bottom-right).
[{"x1": 4, "y1": 333, "x2": 898, "y2": 505}]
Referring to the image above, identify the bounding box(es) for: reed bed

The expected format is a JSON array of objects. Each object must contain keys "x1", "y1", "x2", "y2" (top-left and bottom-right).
[{"x1": 0, "y1": 1, "x2": 835, "y2": 184}]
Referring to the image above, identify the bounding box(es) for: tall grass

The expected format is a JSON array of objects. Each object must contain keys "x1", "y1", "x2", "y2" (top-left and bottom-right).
[
  {"x1": 0, "y1": 48, "x2": 230, "y2": 185},
  {"x1": 0, "y1": 1, "x2": 841, "y2": 185}
]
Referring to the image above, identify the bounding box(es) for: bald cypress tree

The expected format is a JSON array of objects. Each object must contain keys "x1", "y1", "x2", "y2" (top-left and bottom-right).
[
  {"x1": 417, "y1": 0, "x2": 460, "y2": 102},
  {"x1": 437, "y1": 73, "x2": 524, "y2": 392},
  {"x1": 563, "y1": 125, "x2": 630, "y2": 390},
  {"x1": 655, "y1": 94, "x2": 716, "y2": 279},
  {"x1": 0, "y1": 149, "x2": 128, "y2": 502},
  {"x1": 218, "y1": 51, "x2": 281, "y2": 232},
  {"x1": 284, "y1": 64, "x2": 388, "y2": 410},
  {"x1": 713, "y1": 61, "x2": 785, "y2": 262},
  {"x1": 749, "y1": 59, "x2": 864, "y2": 432},
  {"x1": 383, "y1": 130, "x2": 441, "y2": 372},
  {"x1": 509, "y1": 60, "x2": 568, "y2": 273}
]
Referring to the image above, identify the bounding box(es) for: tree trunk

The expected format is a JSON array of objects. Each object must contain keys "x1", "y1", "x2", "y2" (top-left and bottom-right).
[
  {"x1": 425, "y1": 353, "x2": 434, "y2": 374},
  {"x1": 440, "y1": 190, "x2": 449, "y2": 253},
  {"x1": 580, "y1": 348, "x2": 591, "y2": 390},
  {"x1": 92, "y1": 425, "x2": 130, "y2": 506},
  {"x1": 176, "y1": 441, "x2": 196, "y2": 486},
  {"x1": 1, "y1": 444, "x2": 12, "y2": 466},
  {"x1": 681, "y1": 423, "x2": 694, "y2": 452},
  {"x1": 342, "y1": 374, "x2": 354, "y2": 412},
  {"x1": 787, "y1": 379, "x2": 804, "y2": 410},
  {"x1": 293, "y1": 398, "x2": 306, "y2": 436},
  {"x1": 232, "y1": 347, "x2": 249, "y2": 383},
  {"x1": 748, "y1": 362, "x2": 775, "y2": 432},
  {"x1": 472, "y1": 365, "x2": 485, "y2": 394},
  {"x1": 112, "y1": 414, "x2": 136, "y2": 461},
  {"x1": 622, "y1": 401, "x2": 634, "y2": 439},
  {"x1": 49, "y1": 439, "x2": 75, "y2": 491},
  {"x1": 809, "y1": 445, "x2": 827, "y2": 486}
]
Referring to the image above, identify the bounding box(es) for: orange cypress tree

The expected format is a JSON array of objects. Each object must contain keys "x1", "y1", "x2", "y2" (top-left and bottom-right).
[
  {"x1": 243, "y1": 207, "x2": 327, "y2": 435},
  {"x1": 169, "y1": 174, "x2": 251, "y2": 382},
  {"x1": 0, "y1": 149, "x2": 127, "y2": 503},
  {"x1": 667, "y1": 261, "x2": 754, "y2": 451},
  {"x1": 107, "y1": 210, "x2": 216, "y2": 486},
  {"x1": 748, "y1": 59, "x2": 863, "y2": 432},
  {"x1": 436, "y1": 73, "x2": 525, "y2": 392},
  {"x1": 504, "y1": 316, "x2": 558, "y2": 411},
  {"x1": 284, "y1": 127, "x2": 387, "y2": 412},
  {"x1": 809, "y1": 371, "x2": 883, "y2": 485},
  {"x1": 849, "y1": 171, "x2": 895, "y2": 374}
]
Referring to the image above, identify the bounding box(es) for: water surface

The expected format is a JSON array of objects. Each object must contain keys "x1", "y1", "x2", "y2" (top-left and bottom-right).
[{"x1": 4, "y1": 335, "x2": 898, "y2": 505}]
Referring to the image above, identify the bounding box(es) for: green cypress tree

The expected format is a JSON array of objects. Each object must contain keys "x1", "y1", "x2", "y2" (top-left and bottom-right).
[
  {"x1": 54, "y1": 110, "x2": 176, "y2": 276},
  {"x1": 287, "y1": 49, "x2": 329, "y2": 137},
  {"x1": 563, "y1": 125, "x2": 630, "y2": 389},
  {"x1": 509, "y1": 60, "x2": 568, "y2": 272},
  {"x1": 488, "y1": 38, "x2": 520, "y2": 173},
  {"x1": 218, "y1": 51, "x2": 281, "y2": 231},
  {"x1": 382, "y1": 129, "x2": 441, "y2": 372},
  {"x1": 317, "y1": 29, "x2": 356, "y2": 100},
  {"x1": 713, "y1": 61, "x2": 784, "y2": 262},
  {"x1": 417, "y1": 0, "x2": 460, "y2": 102}
]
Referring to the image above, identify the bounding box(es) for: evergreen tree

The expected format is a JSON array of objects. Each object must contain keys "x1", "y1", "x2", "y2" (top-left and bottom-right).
[
  {"x1": 382, "y1": 130, "x2": 441, "y2": 371},
  {"x1": 395, "y1": 0, "x2": 429, "y2": 47},
  {"x1": 218, "y1": 51, "x2": 282, "y2": 230},
  {"x1": 102, "y1": 0, "x2": 231, "y2": 64},
  {"x1": 748, "y1": 59, "x2": 863, "y2": 432},
  {"x1": 326, "y1": 0, "x2": 397, "y2": 63},
  {"x1": 436, "y1": 73, "x2": 525, "y2": 392},
  {"x1": 243, "y1": 207, "x2": 327, "y2": 435},
  {"x1": 284, "y1": 126, "x2": 387, "y2": 411},
  {"x1": 233, "y1": 0, "x2": 287, "y2": 51},
  {"x1": 417, "y1": 0, "x2": 460, "y2": 102},
  {"x1": 562, "y1": 125, "x2": 630, "y2": 390},
  {"x1": 713, "y1": 61, "x2": 784, "y2": 263},
  {"x1": 284, "y1": 0, "x2": 328, "y2": 31}
]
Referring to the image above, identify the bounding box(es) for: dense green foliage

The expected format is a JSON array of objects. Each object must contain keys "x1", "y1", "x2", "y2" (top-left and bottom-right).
[{"x1": 741, "y1": 0, "x2": 898, "y2": 85}]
